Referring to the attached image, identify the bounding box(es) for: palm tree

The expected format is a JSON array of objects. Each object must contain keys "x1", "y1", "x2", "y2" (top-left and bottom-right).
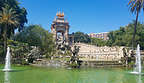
[
  {"x1": 0, "y1": 4, "x2": 19, "y2": 57},
  {"x1": 128, "y1": 0, "x2": 144, "y2": 49}
]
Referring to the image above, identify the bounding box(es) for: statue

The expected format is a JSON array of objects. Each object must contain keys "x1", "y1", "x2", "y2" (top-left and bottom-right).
[{"x1": 69, "y1": 45, "x2": 80, "y2": 68}]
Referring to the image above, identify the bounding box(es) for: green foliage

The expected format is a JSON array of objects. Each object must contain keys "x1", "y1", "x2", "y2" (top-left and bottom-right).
[
  {"x1": 0, "y1": 0, "x2": 27, "y2": 29},
  {"x1": 0, "y1": 39, "x2": 30, "y2": 64},
  {"x1": 73, "y1": 32, "x2": 107, "y2": 46},
  {"x1": 13, "y1": 25, "x2": 55, "y2": 55},
  {"x1": 73, "y1": 32, "x2": 91, "y2": 43},
  {"x1": 85, "y1": 22, "x2": 144, "y2": 49},
  {"x1": 128, "y1": 0, "x2": 144, "y2": 13},
  {"x1": 0, "y1": 0, "x2": 27, "y2": 58},
  {"x1": 69, "y1": 62, "x2": 79, "y2": 68},
  {"x1": 107, "y1": 22, "x2": 144, "y2": 49},
  {"x1": 90, "y1": 38, "x2": 107, "y2": 46},
  {"x1": 128, "y1": 0, "x2": 144, "y2": 49},
  {"x1": 0, "y1": 43, "x2": 3, "y2": 56},
  {"x1": 0, "y1": 0, "x2": 27, "y2": 37}
]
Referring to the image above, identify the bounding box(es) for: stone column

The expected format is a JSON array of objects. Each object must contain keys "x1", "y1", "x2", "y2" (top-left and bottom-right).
[
  {"x1": 55, "y1": 32, "x2": 57, "y2": 43},
  {"x1": 65, "y1": 26, "x2": 69, "y2": 44},
  {"x1": 62, "y1": 32, "x2": 65, "y2": 43},
  {"x1": 51, "y1": 26, "x2": 57, "y2": 42},
  {"x1": 52, "y1": 28, "x2": 57, "y2": 44}
]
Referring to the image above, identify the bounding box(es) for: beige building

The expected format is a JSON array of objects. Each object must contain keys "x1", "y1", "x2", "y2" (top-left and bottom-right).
[{"x1": 88, "y1": 32, "x2": 109, "y2": 40}]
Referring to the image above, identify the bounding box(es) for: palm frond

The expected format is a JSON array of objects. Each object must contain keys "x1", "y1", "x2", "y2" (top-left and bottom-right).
[
  {"x1": 128, "y1": 0, "x2": 144, "y2": 13},
  {"x1": 0, "y1": 4, "x2": 20, "y2": 33}
]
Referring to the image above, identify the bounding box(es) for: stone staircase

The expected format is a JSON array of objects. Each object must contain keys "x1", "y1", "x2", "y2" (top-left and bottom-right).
[
  {"x1": 72, "y1": 43, "x2": 130, "y2": 67},
  {"x1": 80, "y1": 61, "x2": 123, "y2": 68}
]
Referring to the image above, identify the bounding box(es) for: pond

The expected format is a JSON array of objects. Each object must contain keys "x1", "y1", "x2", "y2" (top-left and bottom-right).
[{"x1": 0, "y1": 65, "x2": 144, "y2": 83}]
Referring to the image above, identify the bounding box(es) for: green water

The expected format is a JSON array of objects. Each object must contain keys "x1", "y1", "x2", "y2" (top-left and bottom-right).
[{"x1": 0, "y1": 65, "x2": 144, "y2": 83}]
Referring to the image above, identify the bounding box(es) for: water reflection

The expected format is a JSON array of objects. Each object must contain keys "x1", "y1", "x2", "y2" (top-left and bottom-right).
[
  {"x1": 0, "y1": 67, "x2": 143, "y2": 83},
  {"x1": 4, "y1": 72, "x2": 10, "y2": 83},
  {"x1": 136, "y1": 75, "x2": 142, "y2": 83}
]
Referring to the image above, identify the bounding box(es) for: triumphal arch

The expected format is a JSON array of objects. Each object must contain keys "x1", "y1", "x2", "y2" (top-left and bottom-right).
[{"x1": 51, "y1": 12, "x2": 70, "y2": 45}]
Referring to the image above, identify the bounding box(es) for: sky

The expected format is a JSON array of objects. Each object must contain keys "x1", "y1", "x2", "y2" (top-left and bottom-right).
[{"x1": 20, "y1": 0, "x2": 144, "y2": 34}]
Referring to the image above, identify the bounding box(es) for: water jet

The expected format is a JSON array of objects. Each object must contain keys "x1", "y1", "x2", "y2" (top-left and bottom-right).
[
  {"x1": 130, "y1": 44, "x2": 142, "y2": 75},
  {"x1": 3, "y1": 47, "x2": 12, "y2": 72}
]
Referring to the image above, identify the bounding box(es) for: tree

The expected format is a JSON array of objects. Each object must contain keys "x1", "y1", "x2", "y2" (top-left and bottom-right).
[
  {"x1": 90, "y1": 38, "x2": 107, "y2": 46},
  {"x1": 13, "y1": 25, "x2": 55, "y2": 55},
  {"x1": 107, "y1": 22, "x2": 144, "y2": 50},
  {"x1": 0, "y1": 0, "x2": 27, "y2": 58},
  {"x1": 128, "y1": 0, "x2": 144, "y2": 49},
  {"x1": 73, "y1": 32, "x2": 91, "y2": 43},
  {"x1": 0, "y1": 5, "x2": 19, "y2": 57}
]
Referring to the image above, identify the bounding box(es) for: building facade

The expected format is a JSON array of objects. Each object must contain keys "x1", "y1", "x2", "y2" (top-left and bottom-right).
[{"x1": 88, "y1": 32, "x2": 109, "y2": 40}]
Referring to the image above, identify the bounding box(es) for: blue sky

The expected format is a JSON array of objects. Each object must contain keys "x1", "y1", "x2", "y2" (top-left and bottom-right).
[{"x1": 20, "y1": 0, "x2": 144, "y2": 34}]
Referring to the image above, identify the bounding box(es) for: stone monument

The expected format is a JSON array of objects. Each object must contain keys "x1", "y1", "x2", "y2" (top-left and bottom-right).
[{"x1": 51, "y1": 11, "x2": 70, "y2": 45}]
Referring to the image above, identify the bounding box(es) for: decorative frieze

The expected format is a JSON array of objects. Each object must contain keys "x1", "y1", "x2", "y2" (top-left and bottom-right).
[{"x1": 73, "y1": 43, "x2": 130, "y2": 62}]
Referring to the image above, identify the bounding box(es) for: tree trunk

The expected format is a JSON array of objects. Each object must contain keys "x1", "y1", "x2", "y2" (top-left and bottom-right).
[
  {"x1": 132, "y1": 11, "x2": 139, "y2": 50},
  {"x1": 3, "y1": 25, "x2": 7, "y2": 59}
]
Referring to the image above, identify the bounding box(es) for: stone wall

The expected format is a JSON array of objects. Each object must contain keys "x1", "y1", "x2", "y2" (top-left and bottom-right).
[
  {"x1": 73, "y1": 43, "x2": 130, "y2": 62},
  {"x1": 32, "y1": 59, "x2": 68, "y2": 68}
]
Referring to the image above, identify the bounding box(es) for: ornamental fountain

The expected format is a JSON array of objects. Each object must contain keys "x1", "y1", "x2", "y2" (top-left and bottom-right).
[
  {"x1": 3, "y1": 47, "x2": 11, "y2": 72},
  {"x1": 131, "y1": 44, "x2": 142, "y2": 74}
]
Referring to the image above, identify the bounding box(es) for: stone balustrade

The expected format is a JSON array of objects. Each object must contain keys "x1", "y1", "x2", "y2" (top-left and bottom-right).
[{"x1": 73, "y1": 43, "x2": 129, "y2": 62}]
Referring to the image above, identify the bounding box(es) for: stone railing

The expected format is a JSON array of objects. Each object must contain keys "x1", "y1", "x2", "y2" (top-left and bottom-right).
[{"x1": 73, "y1": 43, "x2": 130, "y2": 62}]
